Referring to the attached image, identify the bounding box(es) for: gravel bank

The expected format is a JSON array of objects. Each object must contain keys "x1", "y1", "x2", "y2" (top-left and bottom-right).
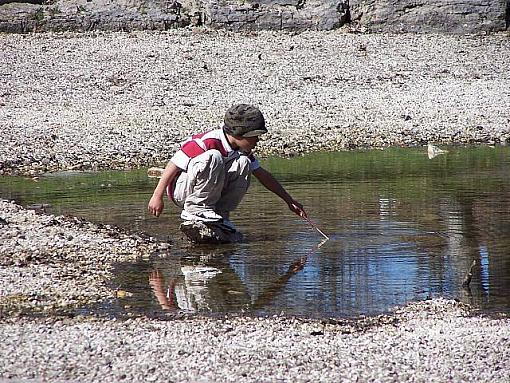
[
  {"x1": 1, "y1": 29, "x2": 510, "y2": 175},
  {"x1": 1, "y1": 299, "x2": 509, "y2": 382},
  {"x1": 0, "y1": 200, "x2": 161, "y2": 315}
]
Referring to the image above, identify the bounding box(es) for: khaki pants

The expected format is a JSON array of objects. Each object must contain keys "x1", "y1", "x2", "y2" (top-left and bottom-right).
[{"x1": 173, "y1": 150, "x2": 251, "y2": 220}]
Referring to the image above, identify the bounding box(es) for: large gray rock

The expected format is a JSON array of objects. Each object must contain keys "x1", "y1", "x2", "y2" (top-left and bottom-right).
[
  {"x1": 0, "y1": 0, "x2": 187, "y2": 33},
  {"x1": 0, "y1": 0, "x2": 508, "y2": 33},
  {"x1": 202, "y1": 0, "x2": 349, "y2": 31},
  {"x1": 349, "y1": 0, "x2": 508, "y2": 33}
]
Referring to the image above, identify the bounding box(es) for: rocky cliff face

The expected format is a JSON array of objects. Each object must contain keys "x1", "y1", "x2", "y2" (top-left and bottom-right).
[
  {"x1": 349, "y1": 0, "x2": 509, "y2": 33},
  {"x1": 201, "y1": 0, "x2": 349, "y2": 31},
  {"x1": 0, "y1": 0, "x2": 186, "y2": 33},
  {"x1": 0, "y1": 0, "x2": 508, "y2": 33}
]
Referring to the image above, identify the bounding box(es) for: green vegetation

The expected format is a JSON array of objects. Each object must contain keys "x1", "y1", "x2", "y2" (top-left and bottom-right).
[
  {"x1": 48, "y1": 6, "x2": 61, "y2": 16},
  {"x1": 263, "y1": 146, "x2": 509, "y2": 182},
  {"x1": 0, "y1": 146, "x2": 508, "y2": 214},
  {"x1": 32, "y1": 7, "x2": 45, "y2": 21}
]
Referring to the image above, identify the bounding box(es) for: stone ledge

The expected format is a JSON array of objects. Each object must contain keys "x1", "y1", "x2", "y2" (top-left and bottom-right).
[
  {"x1": 0, "y1": 0, "x2": 508, "y2": 34},
  {"x1": 0, "y1": 0, "x2": 188, "y2": 33}
]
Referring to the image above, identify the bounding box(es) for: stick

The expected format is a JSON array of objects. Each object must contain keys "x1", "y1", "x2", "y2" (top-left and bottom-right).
[{"x1": 304, "y1": 216, "x2": 329, "y2": 241}]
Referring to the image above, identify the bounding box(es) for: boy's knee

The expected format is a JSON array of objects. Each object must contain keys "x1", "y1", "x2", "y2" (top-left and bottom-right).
[
  {"x1": 224, "y1": 156, "x2": 251, "y2": 186},
  {"x1": 207, "y1": 150, "x2": 224, "y2": 167},
  {"x1": 237, "y1": 155, "x2": 251, "y2": 174},
  {"x1": 190, "y1": 150, "x2": 224, "y2": 173}
]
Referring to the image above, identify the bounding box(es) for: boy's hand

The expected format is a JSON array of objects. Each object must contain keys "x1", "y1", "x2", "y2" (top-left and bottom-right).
[
  {"x1": 288, "y1": 199, "x2": 307, "y2": 219},
  {"x1": 148, "y1": 195, "x2": 164, "y2": 217}
]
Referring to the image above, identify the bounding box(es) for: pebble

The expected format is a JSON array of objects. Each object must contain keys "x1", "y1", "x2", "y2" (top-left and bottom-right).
[
  {"x1": 0, "y1": 30, "x2": 509, "y2": 175},
  {"x1": 0, "y1": 200, "x2": 161, "y2": 315},
  {"x1": 1, "y1": 29, "x2": 510, "y2": 381},
  {"x1": 0, "y1": 299, "x2": 508, "y2": 382}
]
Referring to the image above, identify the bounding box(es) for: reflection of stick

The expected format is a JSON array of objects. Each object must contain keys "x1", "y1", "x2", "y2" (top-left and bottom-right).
[
  {"x1": 304, "y1": 216, "x2": 329, "y2": 241},
  {"x1": 462, "y1": 260, "x2": 476, "y2": 288},
  {"x1": 317, "y1": 237, "x2": 328, "y2": 248}
]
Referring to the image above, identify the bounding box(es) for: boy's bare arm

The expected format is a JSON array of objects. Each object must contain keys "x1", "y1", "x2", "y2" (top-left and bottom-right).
[
  {"x1": 148, "y1": 161, "x2": 180, "y2": 217},
  {"x1": 253, "y1": 167, "x2": 307, "y2": 218}
]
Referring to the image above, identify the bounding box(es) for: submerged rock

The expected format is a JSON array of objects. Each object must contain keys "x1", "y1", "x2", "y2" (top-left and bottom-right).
[{"x1": 147, "y1": 167, "x2": 165, "y2": 178}]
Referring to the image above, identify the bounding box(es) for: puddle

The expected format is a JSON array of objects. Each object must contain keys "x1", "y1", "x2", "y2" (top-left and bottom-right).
[{"x1": 1, "y1": 146, "x2": 510, "y2": 318}]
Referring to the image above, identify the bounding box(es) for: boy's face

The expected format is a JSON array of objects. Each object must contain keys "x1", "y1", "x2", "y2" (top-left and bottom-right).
[{"x1": 233, "y1": 135, "x2": 260, "y2": 153}]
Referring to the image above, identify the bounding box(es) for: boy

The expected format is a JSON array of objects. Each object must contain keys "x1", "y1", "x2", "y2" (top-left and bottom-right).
[{"x1": 148, "y1": 104, "x2": 307, "y2": 242}]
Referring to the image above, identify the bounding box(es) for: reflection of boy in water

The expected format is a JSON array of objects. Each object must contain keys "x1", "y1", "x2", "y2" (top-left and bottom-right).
[
  {"x1": 149, "y1": 260, "x2": 250, "y2": 312},
  {"x1": 148, "y1": 104, "x2": 307, "y2": 236},
  {"x1": 149, "y1": 257, "x2": 307, "y2": 313},
  {"x1": 149, "y1": 270, "x2": 177, "y2": 311}
]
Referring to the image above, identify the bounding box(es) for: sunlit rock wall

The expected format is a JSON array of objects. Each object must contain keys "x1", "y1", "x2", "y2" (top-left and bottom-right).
[
  {"x1": 0, "y1": 0, "x2": 508, "y2": 32},
  {"x1": 349, "y1": 0, "x2": 509, "y2": 33},
  {"x1": 0, "y1": 0, "x2": 186, "y2": 33},
  {"x1": 200, "y1": 0, "x2": 349, "y2": 31}
]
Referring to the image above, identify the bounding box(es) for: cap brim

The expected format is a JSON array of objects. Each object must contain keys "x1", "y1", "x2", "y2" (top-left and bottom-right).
[{"x1": 242, "y1": 129, "x2": 267, "y2": 137}]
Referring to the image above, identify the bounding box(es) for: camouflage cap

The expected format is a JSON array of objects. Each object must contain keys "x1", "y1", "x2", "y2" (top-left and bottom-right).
[{"x1": 223, "y1": 104, "x2": 267, "y2": 137}]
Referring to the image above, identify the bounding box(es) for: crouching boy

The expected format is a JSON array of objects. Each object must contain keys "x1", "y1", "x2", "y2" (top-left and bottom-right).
[{"x1": 148, "y1": 104, "x2": 307, "y2": 243}]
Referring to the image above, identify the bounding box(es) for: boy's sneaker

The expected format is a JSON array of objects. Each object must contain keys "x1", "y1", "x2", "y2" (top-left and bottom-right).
[
  {"x1": 180, "y1": 220, "x2": 242, "y2": 244},
  {"x1": 180, "y1": 210, "x2": 222, "y2": 223},
  {"x1": 218, "y1": 218, "x2": 237, "y2": 233}
]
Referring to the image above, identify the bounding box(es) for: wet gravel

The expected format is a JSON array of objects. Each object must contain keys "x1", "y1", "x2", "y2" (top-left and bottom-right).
[
  {"x1": 0, "y1": 200, "x2": 160, "y2": 316},
  {"x1": 1, "y1": 29, "x2": 510, "y2": 176}
]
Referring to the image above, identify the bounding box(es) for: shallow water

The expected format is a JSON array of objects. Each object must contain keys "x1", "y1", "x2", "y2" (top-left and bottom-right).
[{"x1": 1, "y1": 146, "x2": 510, "y2": 318}]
